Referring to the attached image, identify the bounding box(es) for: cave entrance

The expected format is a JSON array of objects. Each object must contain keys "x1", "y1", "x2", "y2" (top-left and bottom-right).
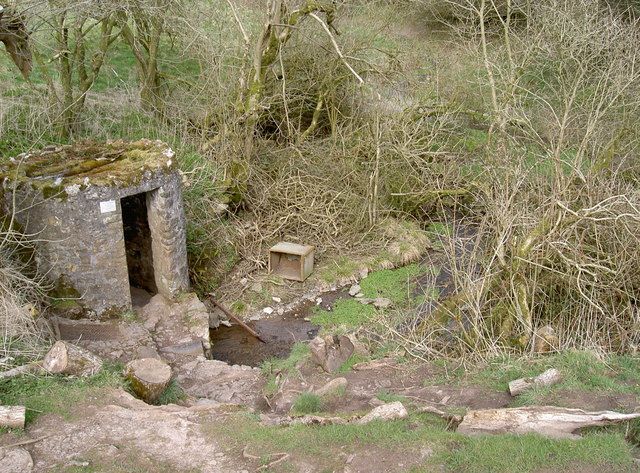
[{"x1": 121, "y1": 192, "x2": 157, "y2": 303}]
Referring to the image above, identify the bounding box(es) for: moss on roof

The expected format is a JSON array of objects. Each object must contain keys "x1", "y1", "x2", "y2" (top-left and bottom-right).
[{"x1": 1, "y1": 139, "x2": 177, "y2": 196}]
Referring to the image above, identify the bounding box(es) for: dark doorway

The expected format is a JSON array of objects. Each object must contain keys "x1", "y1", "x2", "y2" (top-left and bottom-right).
[{"x1": 121, "y1": 192, "x2": 157, "y2": 296}]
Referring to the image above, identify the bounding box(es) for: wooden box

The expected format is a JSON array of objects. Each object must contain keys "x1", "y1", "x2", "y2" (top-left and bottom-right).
[{"x1": 269, "y1": 242, "x2": 315, "y2": 282}]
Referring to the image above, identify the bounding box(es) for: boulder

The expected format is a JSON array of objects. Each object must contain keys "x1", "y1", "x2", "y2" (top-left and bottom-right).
[
  {"x1": 348, "y1": 284, "x2": 361, "y2": 297},
  {"x1": 0, "y1": 447, "x2": 33, "y2": 473},
  {"x1": 42, "y1": 341, "x2": 102, "y2": 377},
  {"x1": 309, "y1": 335, "x2": 354, "y2": 372}
]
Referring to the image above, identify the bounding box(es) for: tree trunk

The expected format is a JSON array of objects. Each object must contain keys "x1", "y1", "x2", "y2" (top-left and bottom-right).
[
  {"x1": 125, "y1": 358, "x2": 172, "y2": 404},
  {"x1": 42, "y1": 341, "x2": 102, "y2": 377},
  {"x1": 508, "y1": 368, "x2": 562, "y2": 396},
  {"x1": 456, "y1": 406, "x2": 640, "y2": 439},
  {"x1": 0, "y1": 406, "x2": 26, "y2": 429}
]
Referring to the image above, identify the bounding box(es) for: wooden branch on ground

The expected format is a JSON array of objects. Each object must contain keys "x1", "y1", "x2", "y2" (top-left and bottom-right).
[
  {"x1": 456, "y1": 406, "x2": 640, "y2": 439},
  {"x1": 208, "y1": 296, "x2": 266, "y2": 343},
  {"x1": 0, "y1": 362, "x2": 43, "y2": 380},
  {"x1": 509, "y1": 368, "x2": 562, "y2": 396},
  {"x1": 0, "y1": 406, "x2": 25, "y2": 429}
]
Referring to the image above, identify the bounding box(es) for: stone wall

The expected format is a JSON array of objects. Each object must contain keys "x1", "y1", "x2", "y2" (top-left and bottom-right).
[{"x1": 5, "y1": 169, "x2": 189, "y2": 317}]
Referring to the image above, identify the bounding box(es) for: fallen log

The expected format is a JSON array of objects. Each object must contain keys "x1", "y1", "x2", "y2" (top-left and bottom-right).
[
  {"x1": 0, "y1": 362, "x2": 43, "y2": 380},
  {"x1": 125, "y1": 358, "x2": 172, "y2": 404},
  {"x1": 509, "y1": 368, "x2": 562, "y2": 396},
  {"x1": 0, "y1": 406, "x2": 26, "y2": 429},
  {"x1": 42, "y1": 341, "x2": 102, "y2": 377},
  {"x1": 456, "y1": 406, "x2": 640, "y2": 439}
]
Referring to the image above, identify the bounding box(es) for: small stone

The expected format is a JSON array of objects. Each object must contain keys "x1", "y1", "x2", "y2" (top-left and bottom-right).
[
  {"x1": 220, "y1": 320, "x2": 232, "y2": 327},
  {"x1": 272, "y1": 296, "x2": 282, "y2": 303},
  {"x1": 240, "y1": 278, "x2": 248, "y2": 286},
  {"x1": 355, "y1": 293, "x2": 365, "y2": 298},
  {"x1": 359, "y1": 268, "x2": 369, "y2": 279},
  {"x1": 277, "y1": 308, "x2": 284, "y2": 316},
  {"x1": 263, "y1": 307, "x2": 274, "y2": 315},
  {"x1": 303, "y1": 317, "x2": 311, "y2": 322},
  {"x1": 358, "y1": 402, "x2": 408, "y2": 424},
  {"x1": 314, "y1": 377, "x2": 348, "y2": 396},
  {"x1": 316, "y1": 297, "x2": 322, "y2": 305},
  {"x1": 373, "y1": 298, "x2": 392, "y2": 309},
  {"x1": 348, "y1": 284, "x2": 361, "y2": 296}
]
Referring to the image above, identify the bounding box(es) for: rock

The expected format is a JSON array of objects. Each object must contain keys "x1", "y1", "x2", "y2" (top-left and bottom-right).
[
  {"x1": 373, "y1": 298, "x2": 392, "y2": 309},
  {"x1": 277, "y1": 308, "x2": 284, "y2": 316},
  {"x1": 0, "y1": 447, "x2": 33, "y2": 473},
  {"x1": 125, "y1": 358, "x2": 172, "y2": 404},
  {"x1": 43, "y1": 341, "x2": 102, "y2": 377},
  {"x1": 25, "y1": 389, "x2": 230, "y2": 472},
  {"x1": 348, "y1": 284, "x2": 361, "y2": 297},
  {"x1": 272, "y1": 296, "x2": 282, "y2": 303},
  {"x1": 345, "y1": 334, "x2": 369, "y2": 357},
  {"x1": 314, "y1": 377, "x2": 348, "y2": 396},
  {"x1": 359, "y1": 268, "x2": 369, "y2": 279},
  {"x1": 219, "y1": 320, "x2": 232, "y2": 327},
  {"x1": 309, "y1": 335, "x2": 354, "y2": 373},
  {"x1": 316, "y1": 298, "x2": 322, "y2": 305},
  {"x1": 177, "y1": 359, "x2": 263, "y2": 407},
  {"x1": 240, "y1": 277, "x2": 248, "y2": 286},
  {"x1": 533, "y1": 325, "x2": 559, "y2": 353},
  {"x1": 355, "y1": 293, "x2": 365, "y2": 298},
  {"x1": 358, "y1": 402, "x2": 408, "y2": 424},
  {"x1": 263, "y1": 307, "x2": 274, "y2": 315}
]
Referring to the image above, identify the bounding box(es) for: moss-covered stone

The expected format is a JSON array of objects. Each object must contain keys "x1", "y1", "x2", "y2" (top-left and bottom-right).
[{"x1": 1, "y1": 139, "x2": 177, "y2": 199}]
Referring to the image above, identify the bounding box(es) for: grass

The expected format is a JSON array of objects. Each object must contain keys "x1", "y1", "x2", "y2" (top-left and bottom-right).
[
  {"x1": 311, "y1": 264, "x2": 423, "y2": 330},
  {"x1": 473, "y1": 351, "x2": 640, "y2": 396},
  {"x1": 0, "y1": 363, "x2": 125, "y2": 425},
  {"x1": 426, "y1": 350, "x2": 640, "y2": 408},
  {"x1": 261, "y1": 342, "x2": 310, "y2": 397},
  {"x1": 291, "y1": 392, "x2": 323, "y2": 414},
  {"x1": 204, "y1": 410, "x2": 635, "y2": 472},
  {"x1": 433, "y1": 431, "x2": 635, "y2": 473},
  {"x1": 376, "y1": 389, "x2": 407, "y2": 403},
  {"x1": 155, "y1": 380, "x2": 187, "y2": 406}
]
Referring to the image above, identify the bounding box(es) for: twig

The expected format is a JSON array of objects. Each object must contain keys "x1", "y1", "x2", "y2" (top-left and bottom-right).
[
  {"x1": 1, "y1": 435, "x2": 50, "y2": 449},
  {"x1": 242, "y1": 445, "x2": 260, "y2": 460},
  {"x1": 308, "y1": 13, "x2": 364, "y2": 85},
  {"x1": 256, "y1": 453, "x2": 289, "y2": 471},
  {"x1": 208, "y1": 297, "x2": 267, "y2": 343}
]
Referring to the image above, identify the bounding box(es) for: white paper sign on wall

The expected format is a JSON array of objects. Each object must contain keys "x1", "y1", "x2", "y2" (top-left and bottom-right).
[{"x1": 100, "y1": 200, "x2": 116, "y2": 214}]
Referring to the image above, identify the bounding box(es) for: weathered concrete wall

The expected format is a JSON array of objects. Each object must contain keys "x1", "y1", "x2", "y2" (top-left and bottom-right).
[{"x1": 5, "y1": 169, "x2": 189, "y2": 317}]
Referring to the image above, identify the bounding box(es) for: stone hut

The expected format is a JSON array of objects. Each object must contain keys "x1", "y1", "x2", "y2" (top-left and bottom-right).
[{"x1": 1, "y1": 140, "x2": 189, "y2": 317}]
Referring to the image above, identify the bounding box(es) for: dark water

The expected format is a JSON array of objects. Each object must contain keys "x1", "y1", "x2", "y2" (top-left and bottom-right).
[
  {"x1": 209, "y1": 316, "x2": 319, "y2": 366},
  {"x1": 208, "y1": 289, "x2": 349, "y2": 366}
]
